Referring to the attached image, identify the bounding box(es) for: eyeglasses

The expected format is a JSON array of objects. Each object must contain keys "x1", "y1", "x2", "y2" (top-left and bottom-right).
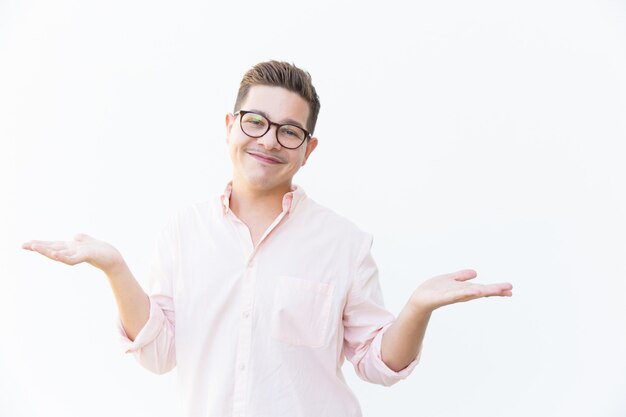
[{"x1": 234, "y1": 110, "x2": 311, "y2": 150}]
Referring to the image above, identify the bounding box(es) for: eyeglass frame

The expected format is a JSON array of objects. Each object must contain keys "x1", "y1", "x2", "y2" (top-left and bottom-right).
[{"x1": 233, "y1": 110, "x2": 312, "y2": 150}]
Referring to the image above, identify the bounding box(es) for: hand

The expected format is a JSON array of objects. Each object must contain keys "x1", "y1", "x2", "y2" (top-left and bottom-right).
[
  {"x1": 408, "y1": 269, "x2": 513, "y2": 313},
  {"x1": 22, "y1": 233, "x2": 124, "y2": 273}
]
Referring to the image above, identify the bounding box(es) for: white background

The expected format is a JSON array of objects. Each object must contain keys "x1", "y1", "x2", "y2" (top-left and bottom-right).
[{"x1": 1, "y1": 0, "x2": 626, "y2": 416}]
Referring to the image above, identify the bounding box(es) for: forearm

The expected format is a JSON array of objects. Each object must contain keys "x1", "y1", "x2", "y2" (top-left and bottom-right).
[
  {"x1": 22, "y1": 235, "x2": 151, "y2": 340},
  {"x1": 381, "y1": 303, "x2": 431, "y2": 372},
  {"x1": 102, "y1": 256, "x2": 150, "y2": 341}
]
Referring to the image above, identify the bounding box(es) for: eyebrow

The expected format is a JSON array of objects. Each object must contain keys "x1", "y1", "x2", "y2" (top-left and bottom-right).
[{"x1": 248, "y1": 109, "x2": 306, "y2": 130}]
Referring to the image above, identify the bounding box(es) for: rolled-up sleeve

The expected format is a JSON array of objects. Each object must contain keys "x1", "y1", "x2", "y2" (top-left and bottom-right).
[
  {"x1": 117, "y1": 217, "x2": 179, "y2": 374},
  {"x1": 342, "y1": 236, "x2": 420, "y2": 386},
  {"x1": 118, "y1": 294, "x2": 176, "y2": 374}
]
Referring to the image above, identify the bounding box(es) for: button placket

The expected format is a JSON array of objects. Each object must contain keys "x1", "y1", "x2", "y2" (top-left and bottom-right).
[
  {"x1": 229, "y1": 194, "x2": 293, "y2": 417},
  {"x1": 232, "y1": 259, "x2": 256, "y2": 417}
]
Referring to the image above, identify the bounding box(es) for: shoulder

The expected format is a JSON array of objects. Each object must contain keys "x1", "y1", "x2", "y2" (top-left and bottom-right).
[
  {"x1": 297, "y1": 195, "x2": 372, "y2": 246},
  {"x1": 158, "y1": 199, "x2": 218, "y2": 237}
]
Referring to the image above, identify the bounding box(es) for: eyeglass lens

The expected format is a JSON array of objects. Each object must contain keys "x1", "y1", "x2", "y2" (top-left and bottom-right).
[{"x1": 240, "y1": 112, "x2": 306, "y2": 149}]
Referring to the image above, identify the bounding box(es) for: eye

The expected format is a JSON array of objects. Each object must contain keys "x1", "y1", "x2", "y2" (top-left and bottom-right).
[
  {"x1": 242, "y1": 114, "x2": 267, "y2": 128},
  {"x1": 280, "y1": 125, "x2": 303, "y2": 138},
  {"x1": 283, "y1": 128, "x2": 297, "y2": 137}
]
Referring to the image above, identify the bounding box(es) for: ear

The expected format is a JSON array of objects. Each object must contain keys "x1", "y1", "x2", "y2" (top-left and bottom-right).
[
  {"x1": 301, "y1": 136, "x2": 318, "y2": 166},
  {"x1": 225, "y1": 113, "x2": 235, "y2": 143}
]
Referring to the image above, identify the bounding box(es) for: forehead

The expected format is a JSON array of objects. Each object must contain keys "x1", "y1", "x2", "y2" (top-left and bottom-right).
[{"x1": 240, "y1": 85, "x2": 310, "y2": 126}]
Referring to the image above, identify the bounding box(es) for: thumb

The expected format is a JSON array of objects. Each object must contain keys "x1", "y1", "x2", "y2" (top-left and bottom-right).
[
  {"x1": 448, "y1": 269, "x2": 478, "y2": 282},
  {"x1": 74, "y1": 233, "x2": 93, "y2": 242}
]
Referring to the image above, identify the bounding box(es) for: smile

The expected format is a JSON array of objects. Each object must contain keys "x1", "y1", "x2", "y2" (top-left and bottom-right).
[{"x1": 246, "y1": 150, "x2": 284, "y2": 164}]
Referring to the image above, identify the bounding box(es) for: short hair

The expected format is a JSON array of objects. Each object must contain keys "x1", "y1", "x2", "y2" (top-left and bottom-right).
[{"x1": 234, "y1": 60, "x2": 321, "y2": 134}]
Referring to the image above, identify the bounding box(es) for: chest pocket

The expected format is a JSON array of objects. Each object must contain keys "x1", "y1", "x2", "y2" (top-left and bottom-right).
[{"x1": 271, "y1": 276, "x2": 335, "y2": 348}]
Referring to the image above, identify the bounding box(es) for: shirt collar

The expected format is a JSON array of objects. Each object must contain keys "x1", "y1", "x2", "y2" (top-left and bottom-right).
[{"x1": 220, "y1": 182, "x2": 305, "y2": 215}]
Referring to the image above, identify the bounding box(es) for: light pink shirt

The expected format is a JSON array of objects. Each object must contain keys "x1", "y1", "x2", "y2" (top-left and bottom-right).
[{"x1": 119, "y1": 184, "x2": 419, "y2": 417}]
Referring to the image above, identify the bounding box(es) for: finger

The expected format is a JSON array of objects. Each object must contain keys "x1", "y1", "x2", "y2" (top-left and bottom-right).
[
  {"x1": 450, "y1": 287, "x2": 484, "y2": 303},
  {"x1": 22, "y1": 240, "x2": 54, "y2": 250},
  {"x1": 74, "y1": 233, "x2": 92, "y2": 242},
  {"x1": 489, "y1": 282, "x2": 513, "y2": 292},
  {"x1": 478, "y1": 283, "x2": 513, "y2": 297},
  {"x1": 484, "y1": 291, "x2": 513, "y2": 298},
  {"x1": 454, "y1": 287, "x2": 512, "y2": 302},
  {"x1": 27, "y1": 244, "x2": 61, "y2": 260},
  {"x1": 24, "y1": 240, "x2": 66, "y2": 248},
  {"x1": 28, "y1": 242, "x2": 74, "y2": 261},
  {"x1": 449, "y1": 269, "x2": 478, "y2": 282},
  {"x1": 28, "y1": 241, "x2": 69, "y2": 253}
]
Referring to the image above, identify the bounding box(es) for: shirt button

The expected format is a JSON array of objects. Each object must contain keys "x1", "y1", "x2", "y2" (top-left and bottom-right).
[
  {"x1": 239, "y1": 363, "x2": 246, "y2": 371},
  {"x1": 243, "y1": 311, "x2": 250, "y2": 319}
]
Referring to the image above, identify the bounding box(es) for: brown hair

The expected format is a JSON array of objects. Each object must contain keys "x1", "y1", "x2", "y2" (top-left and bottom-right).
[{"x1": 234, "y1": 60, "x2": 321, "y2": 134}]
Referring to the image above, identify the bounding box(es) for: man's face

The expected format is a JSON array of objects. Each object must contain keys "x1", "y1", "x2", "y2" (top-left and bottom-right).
[{"x1": 225, "y1": 85, "x2": 318, "y2": 194}]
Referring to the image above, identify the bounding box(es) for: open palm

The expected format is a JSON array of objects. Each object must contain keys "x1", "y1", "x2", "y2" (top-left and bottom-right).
[
  {"x1": 410, "y1": 269, "x2": 513, "y2": 312},
  {"x1": 22, "y1": 233, "x2": 122, "y2": 272}
]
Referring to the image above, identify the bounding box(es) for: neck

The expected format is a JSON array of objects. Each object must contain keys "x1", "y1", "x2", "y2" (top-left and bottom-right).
[{"x1": 229, "y1": 178, "x2": 291, "y2": 219}]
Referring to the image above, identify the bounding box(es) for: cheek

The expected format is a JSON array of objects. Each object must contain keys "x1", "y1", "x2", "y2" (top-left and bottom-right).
[
  {"x1": 228, "y1": 132, "x2": 248, "y2": 151},
  {"x1": 227, "y1": 137, "x2": 244, "y2": 163},
  {"x1": 289, "y1": 151, "x2": 307, "y2": 169}
]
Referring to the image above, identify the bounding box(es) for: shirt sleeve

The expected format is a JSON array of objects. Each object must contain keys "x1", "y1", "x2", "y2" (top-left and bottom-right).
[
  {"x1": 117, "y1": 217, "x2": 178, "y2": 375},
  {"x1": 342, "y1": 235, "x2": 420, "y2": 387}
]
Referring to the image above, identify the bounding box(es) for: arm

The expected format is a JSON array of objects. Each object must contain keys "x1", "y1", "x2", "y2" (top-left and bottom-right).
[
  {"x1": 22, "y1": 233, "x2": 150, "y2": 340},
  {"x1": 381, "y1": 269, "x2": 513, "y2": 371},
  {"x1": 343, "y1": 237, "x2": 420, "y2": 386}
]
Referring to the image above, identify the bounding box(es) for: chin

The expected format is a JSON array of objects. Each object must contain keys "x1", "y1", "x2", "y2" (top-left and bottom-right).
[{"x1": 242, "y1": 173, "x2": 279, "y2": 190}]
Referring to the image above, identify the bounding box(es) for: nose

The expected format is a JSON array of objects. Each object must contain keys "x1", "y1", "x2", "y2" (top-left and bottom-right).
[{"x1": 256, "y1": 124, "x2": 282, "y2": 150}]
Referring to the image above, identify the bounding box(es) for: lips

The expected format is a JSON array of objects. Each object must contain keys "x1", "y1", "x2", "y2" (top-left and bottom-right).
[{"x1": 246, "y1": 150, "x2": 284, "y2": 164}]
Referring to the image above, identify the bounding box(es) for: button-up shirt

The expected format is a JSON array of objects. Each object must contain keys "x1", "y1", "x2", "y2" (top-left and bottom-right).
[{"x1": 119, "y1": 184, "x2": 419, "y2": 417}]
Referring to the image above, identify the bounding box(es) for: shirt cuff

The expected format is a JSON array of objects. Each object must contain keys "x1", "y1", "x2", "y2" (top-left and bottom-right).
[
  {"x1": 117, "y1": 296, "x2": 166, "y2": 354},
  {"x1": 370, "y1": 321, "x2": 421, "y2": 380}
]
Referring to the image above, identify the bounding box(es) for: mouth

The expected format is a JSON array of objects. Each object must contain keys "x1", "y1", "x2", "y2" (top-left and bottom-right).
[{"x1": 246, "y1": 150, "x2": 284, "y2": 164}]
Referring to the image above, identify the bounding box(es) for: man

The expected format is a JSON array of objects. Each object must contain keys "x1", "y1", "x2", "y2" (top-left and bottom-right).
[{"x1": 22, "y1": 60, "x2": 513, "y2": 417}]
